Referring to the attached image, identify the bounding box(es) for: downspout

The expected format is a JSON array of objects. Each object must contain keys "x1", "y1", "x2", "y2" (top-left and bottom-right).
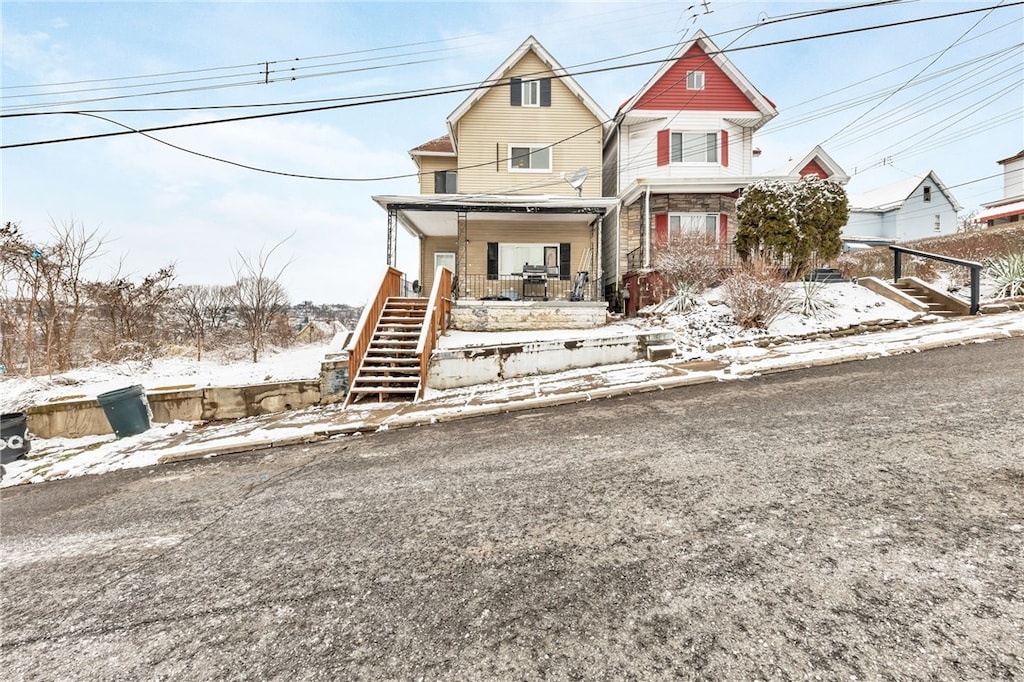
[
  {"x1": 596, "y1": 215, "x2": 603, "y2": 299},
  {"x1": 643, "y1": 186, "x2": 651, "y2": 269}
]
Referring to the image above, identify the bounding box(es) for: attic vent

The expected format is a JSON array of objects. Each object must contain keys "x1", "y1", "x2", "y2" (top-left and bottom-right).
[{"x1": 923, "y1": 186, "x2": 932, "y2": 202}]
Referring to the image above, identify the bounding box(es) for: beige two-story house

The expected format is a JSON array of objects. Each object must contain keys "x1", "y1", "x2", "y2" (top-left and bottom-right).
[{"x1": 373, "y1": 36, "x2": 616, "y2": 302}]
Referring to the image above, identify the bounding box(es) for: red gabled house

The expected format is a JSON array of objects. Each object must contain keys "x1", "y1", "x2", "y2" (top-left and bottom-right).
[{"x1": 602, "y1": 30, "x2": 778, "y2": 313}]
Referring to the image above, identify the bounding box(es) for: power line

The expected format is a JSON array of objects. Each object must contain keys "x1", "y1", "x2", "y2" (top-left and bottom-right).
[{"x1": 6, "y1": 1, "x2": 1019, "y2": 153}]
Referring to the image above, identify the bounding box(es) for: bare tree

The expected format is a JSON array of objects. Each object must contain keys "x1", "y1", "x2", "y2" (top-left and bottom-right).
[
  {"x1": 0, "y1": 220, "x2": 105, "y2": 375},
  {"x1": 232, "y1": 238, "x2": 292, "y2": 362},
  {"x1": 85, "y1": 263, "x2": 177, "y2": 361},
  {"x1": 173, "y1": 284, "x2": 235, "y2": 361}
]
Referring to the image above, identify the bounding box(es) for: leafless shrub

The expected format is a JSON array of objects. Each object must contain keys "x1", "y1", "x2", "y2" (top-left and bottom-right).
[
  {"x1": 652, "y1": 236, "x2": 722, "y2": 312},
  {"x1": 724, "y1": 261, "x2": 791, "y2": 329}
]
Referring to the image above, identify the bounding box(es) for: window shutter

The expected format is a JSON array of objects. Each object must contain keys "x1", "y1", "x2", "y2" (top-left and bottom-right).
[
  {"x1": 655, "y1": 214, "x2": 668, "y2": 246},
  {"x1": 721, "y1": 130, "x2": 729, "y2": 167},
  {"x1": 510, "y1": 78, "x2": 522, "y2": 107},
  {"x1": 487, "y1": 243, "x2": 498, "y2": 280},
  {"x1": 559, "y1": 243, "x2": 571, "y2": 280},
  {"x1": 657, "y1": 130, "x2": 670, "y2": 166},
  {"x1": 718, "y1": 214, "x2": 728, "y2": 244},
  {"x1": 539, "y1": 78, "x2": 551, "y2": 107}
]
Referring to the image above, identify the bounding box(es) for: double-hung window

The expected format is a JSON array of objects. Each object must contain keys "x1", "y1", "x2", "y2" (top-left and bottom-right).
[
  {"x1": 669, "y1": 213, "x2": 718, "y2": 242},
  {"x1": 433, "y1": 170, "x2": 457, "y2": 193},
  {"x1": 521, "y1": 79, "x2": 540, "y2": 106},
  {"x1": 509, "y1": 144, "x2": 551, "y2": 172},
  {"x1": 686, "y1": 71, "x2": 704, "y2": 90},
  {"x1": 670, "y1": 132, "x2": 718, "y2": 164}
]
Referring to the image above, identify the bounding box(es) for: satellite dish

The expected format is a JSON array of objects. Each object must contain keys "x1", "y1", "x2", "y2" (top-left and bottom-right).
[{"x1": 566, "y1": 167, "x2": 589, "y2": 196}]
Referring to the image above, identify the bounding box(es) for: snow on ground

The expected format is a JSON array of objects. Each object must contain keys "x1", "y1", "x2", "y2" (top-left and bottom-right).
[
  {"x1": 3, "y1": 282, "x2": 1017, "y2": 488},
  {"x1": 1, "y1": 332, "x2": 348, "y2": 414}
]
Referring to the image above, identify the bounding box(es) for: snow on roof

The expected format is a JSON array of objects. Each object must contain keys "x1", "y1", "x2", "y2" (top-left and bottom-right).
[
  {"x1": 848, "y1": 175, "x2": 926, "y2": 211},
  {"x1": 976, "y1": 199, "x2": 1024, "y2": 222},
  {"x1": 848, "y1": 171, "x2": 962, "y2": 212}
]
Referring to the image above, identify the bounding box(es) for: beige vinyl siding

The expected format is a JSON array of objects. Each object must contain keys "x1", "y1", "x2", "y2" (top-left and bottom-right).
[
  {"x1": 420, "y1": 236, "x2": 458, "y2": 293},
  {"x1": 415, "y1": 156, "x2": 458, "y2": 194},
  {"x1": 455, "y1": 52, "x2": 604, "y2": 197}
]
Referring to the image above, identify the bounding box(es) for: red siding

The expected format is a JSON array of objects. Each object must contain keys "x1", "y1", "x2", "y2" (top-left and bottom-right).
[
  {"x1": 654, "y1": 213, "x2": 668, "y2": 246},
  {"x1": 800, "y1": 159, "x2": 830, "y2": 178},
  {"x1": 657, "y1": 129, "x2": 670, "y2": 166},
  {"x1": 633, "y1": 44, "x2": 760, "y2": 112}
]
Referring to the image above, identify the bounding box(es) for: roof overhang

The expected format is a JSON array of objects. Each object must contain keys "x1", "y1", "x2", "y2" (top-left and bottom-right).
[
  {"x1": 371, "y1": 194, "x2": 618, "y2": 238},
  {"x1": 619, "y1": 176, "x2": 766, "y2": 206}
]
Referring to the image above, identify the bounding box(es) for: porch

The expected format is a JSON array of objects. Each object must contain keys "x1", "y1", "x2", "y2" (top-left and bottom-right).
[{"x1": 371, "y1": 194, "x2": 617, "y2": 304}]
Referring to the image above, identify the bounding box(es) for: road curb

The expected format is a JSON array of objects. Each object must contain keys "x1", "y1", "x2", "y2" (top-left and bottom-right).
[{"x1": 154, "y1": 319, "x2": 1024, "y2": 465}]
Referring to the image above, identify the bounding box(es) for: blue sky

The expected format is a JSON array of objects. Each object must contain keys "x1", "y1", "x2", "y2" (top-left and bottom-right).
[{"x1": 3, "y1": 1, "x2": 1021, "y2": 304}]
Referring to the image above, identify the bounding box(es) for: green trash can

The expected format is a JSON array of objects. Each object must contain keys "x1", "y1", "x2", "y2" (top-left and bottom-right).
[
  {"x1": 96, "y1": 385, "x2": 152, "y2": 438},
  {"x1": 1, "y1": 412, "x2": 31, "y2": 464}
]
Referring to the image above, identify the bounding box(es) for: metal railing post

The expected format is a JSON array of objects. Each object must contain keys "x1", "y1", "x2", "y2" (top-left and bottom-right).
[
  {"x1": 893, "y1": 249, "x2": 902, "y2": 282},
  {"x1": 970, "y1": 265, "x2": 980, "y2": 315}
]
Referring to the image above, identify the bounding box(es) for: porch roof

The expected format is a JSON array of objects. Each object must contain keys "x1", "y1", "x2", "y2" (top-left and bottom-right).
[{"x1": 371, "y1": 194, "x2": 618, "y2": 238}]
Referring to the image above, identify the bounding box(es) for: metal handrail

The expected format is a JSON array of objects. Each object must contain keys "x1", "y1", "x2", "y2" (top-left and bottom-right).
[
  {"x1": 415, "y1": 266, "x2": 452, "y2": 400},
  {"x1": 890, "y1": 245, "x2": 982, "y2": 315}
]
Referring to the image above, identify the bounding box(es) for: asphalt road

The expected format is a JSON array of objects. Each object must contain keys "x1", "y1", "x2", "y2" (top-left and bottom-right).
[{"x1": 2, "y1": 337, "x2": 1022, "y2": 680}]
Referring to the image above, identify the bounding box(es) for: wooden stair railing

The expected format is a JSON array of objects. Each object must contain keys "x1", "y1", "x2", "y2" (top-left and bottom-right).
[
  {"x1": 344, "y1": 266, "x2": 452, "y2": 405},
  {"x1": 345, "y1": 267, "x2": 404, "y2": 404},
  {"x1": 415, "y1": 266, "x2": 453, "y2": 400}
]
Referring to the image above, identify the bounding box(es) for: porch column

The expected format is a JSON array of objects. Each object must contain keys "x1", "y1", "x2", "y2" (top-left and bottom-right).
[
  {"x1": 386, "y1": 207, "x2": 398, "y2": 266},
  {"x1": 594, "y1": 216, "x2": 603, "y2": 301},
  {"x1": 456, "y1": 211, "x2": 468, "y2": 298}
]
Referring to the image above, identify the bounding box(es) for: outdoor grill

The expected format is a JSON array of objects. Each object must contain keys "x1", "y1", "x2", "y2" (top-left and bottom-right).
[{"x1": 520, "y1": 264, "x2": 549, "y2": 300}]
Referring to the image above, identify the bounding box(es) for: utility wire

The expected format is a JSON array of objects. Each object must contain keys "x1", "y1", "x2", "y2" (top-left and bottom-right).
[
  {"x1": 820, "y1": 0, "x2": 1009, "y2": 145},
  {"x1": 6, "y1": 1, "x2": 1019, "y2": 153}
]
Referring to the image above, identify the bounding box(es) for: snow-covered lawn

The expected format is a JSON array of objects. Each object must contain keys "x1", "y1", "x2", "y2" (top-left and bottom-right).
[{"x1": 2, "y1": 281, "x2": 1018, "y2": 488}]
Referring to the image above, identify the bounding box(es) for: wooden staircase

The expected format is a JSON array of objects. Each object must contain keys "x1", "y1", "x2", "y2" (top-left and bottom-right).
[
  {"x1": 348, "y1": 297, "x2": 428, "y2": 403},
  {"x1": 893, "y1": 278, "x2": 962, "y2": 317}
]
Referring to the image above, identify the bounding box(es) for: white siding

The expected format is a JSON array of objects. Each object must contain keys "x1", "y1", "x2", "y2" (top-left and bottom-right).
[{"x1": 617, "y1": 111, "x2": 754, "y2": 190}]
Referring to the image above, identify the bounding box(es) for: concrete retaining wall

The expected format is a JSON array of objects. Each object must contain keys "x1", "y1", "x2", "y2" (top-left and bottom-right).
[
  {"x1": 450, "y1": 301, "x2": 608, "y2": 331},
  {"x1": 427, "y1": 331, "x2": 674, "y2": 390},
  {"x1": 26, "y1": 380, "x2": 321, "y2": 439}
]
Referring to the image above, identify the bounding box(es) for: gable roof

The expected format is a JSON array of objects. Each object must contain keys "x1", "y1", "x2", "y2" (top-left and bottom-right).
[
  {"x1": 789, "y1": 145, "x2": 850, "y2": 184},
  {"x1": 446, "y1": 35, "x2": 610, "y2": 149},
  {"x1": 849, "y1": 171, "x2": 963, "y2": 212},
  {"x1": 617, "y1": 30, "x2": 776, "y2": 126}
]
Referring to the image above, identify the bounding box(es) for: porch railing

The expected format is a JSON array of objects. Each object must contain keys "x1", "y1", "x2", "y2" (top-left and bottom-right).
[
  {"x1": 891, "y1": 245, "x2": 982, "y2": 314},
  {"x1": 415, "y1": 266, "x2": 452, "y2": 400},
  {"x1": 455, "y1": 273, "x2": 599, "y2": 302},
  {"x1": 346, "y1": 266, "x2": 404, "y2": 388}
]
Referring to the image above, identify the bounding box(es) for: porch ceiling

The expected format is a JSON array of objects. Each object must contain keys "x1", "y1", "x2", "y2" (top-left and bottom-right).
[{"x1": 372, "y1": 194, "x2": 618, "y2": 238}]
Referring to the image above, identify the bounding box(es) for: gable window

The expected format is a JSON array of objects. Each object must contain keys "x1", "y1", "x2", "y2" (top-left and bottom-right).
[
  {"x1": 509, "y1": 144, "x2": 551, "y2": 172},
  {"x1": 670, "y1": 213, "x2": 718, "y2": 242},
  {"x1": 923, "y1": 185, "x2": 932, "y2": 202},
  {"x1": 686, "y1": 71, "x2": 705, "y2": 90},
  {"x1": 522, "y1": 79, "x2": 540, "y2": 106},
  {"x1": 670, "y1": 131, "x2": 718, "y2": 163},
  {"x1": 433, "y1": 170, "x2": 457, "y2": 193},
  {"x1": 509, "y1": 77, "x2": 552, "y2": 107}
]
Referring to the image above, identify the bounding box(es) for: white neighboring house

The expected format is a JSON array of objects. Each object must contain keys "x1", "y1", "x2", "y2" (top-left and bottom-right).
[
  {"x1": 976, "y1": 150, "x2": 1024, "y2": 227},
  {"x1": 842, "y1": 171, "x2": 962, "y2": 247}
]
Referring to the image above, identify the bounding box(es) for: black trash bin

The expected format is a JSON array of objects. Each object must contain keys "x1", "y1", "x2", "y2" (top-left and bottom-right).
[
  {"x1": 96, "y1": 385, "x2": 152, "y2": 438},
  {"x1": 1, "y1": 412, "x2": 31, "y2": 464}
]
